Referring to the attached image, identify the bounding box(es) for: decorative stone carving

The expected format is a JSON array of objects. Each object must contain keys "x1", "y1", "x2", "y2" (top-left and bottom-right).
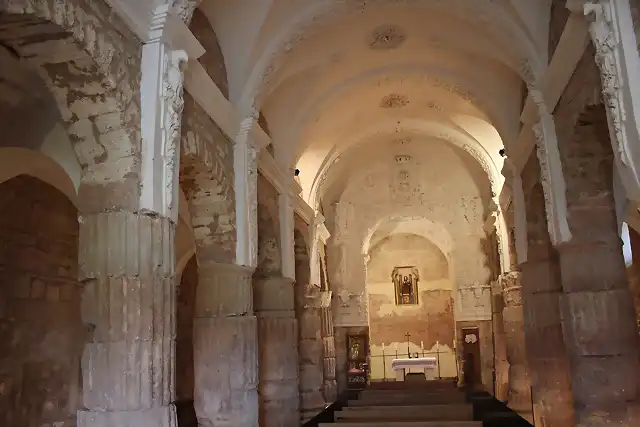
[
  {"x1": 530, "y1": 92, "x2": 572, "y2": 245},
  {"x1": 380, "y1": 93, "x2": 410, "y2": 108},
  {"x1": 368, "y1": 24, "x2": 407, "y2": 50},
  {"x1": 163, "y1": 49, "x2": 189, "y2": 217},
  {"x1": 584, "y1": 0, "x2": 640, "y2": 202}
]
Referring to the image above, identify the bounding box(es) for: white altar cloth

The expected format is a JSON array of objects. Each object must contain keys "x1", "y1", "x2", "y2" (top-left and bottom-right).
[{"x1": 391, "y1": 357, "x2": 437, "y2": 371}]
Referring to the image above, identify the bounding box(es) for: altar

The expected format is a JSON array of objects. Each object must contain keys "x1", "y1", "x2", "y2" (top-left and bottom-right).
[{"x1": 391, "y1": 357, "x2": 438, "y2": 381}]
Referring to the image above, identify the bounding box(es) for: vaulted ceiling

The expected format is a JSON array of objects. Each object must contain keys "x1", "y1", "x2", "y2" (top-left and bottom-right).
[{"x1": 202, "y1": 0, "x2": 552, "y2": 207}]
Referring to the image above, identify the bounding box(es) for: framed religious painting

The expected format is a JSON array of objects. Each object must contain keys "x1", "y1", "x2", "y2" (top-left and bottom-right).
[
  {"x1": 392, "y1": 266, "x2": 419, "y2": 305},
  {"x1": 346, "y1": 334, "x2": 368, "y2": 390}
]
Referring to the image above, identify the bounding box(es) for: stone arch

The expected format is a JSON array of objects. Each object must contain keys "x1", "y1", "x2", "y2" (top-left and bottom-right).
[
  {"x1": 309, "y1": 119, "x2": 500, "y2": 210},
  {"x1": 0, "y1": 174, "x2": 83, "y2": 426},
  {"x1": 284, "y1": 65, "x2": 512, "y2": 150},
  {"x1": 179, "y1": 93, "x2": 237, "y2": 264},
  {"x1": 0, "y1": 1, "x2": 143, "y2": 212},
  {"x1": 239, "y1": 0, "x2": 544, "y2": 112},
  {"x1": 362, "y1": 216, "x2": 456, "y2": 282},
  {"x1": 0, "y1": 147, "x2": 78, "y2": 207}
]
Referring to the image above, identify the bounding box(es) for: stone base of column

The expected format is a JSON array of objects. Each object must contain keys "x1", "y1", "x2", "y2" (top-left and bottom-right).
[
  {"x1": 258, "y1": 314, "x2": 299, "y2": 427},
  {"x1": 78, "y1": 406, "x2": 176, "y2": 427},
  {"x1": 255, "y1": 276, "x2": 299, "y2": 427},
  {"x1": 193, "y1": 261, "x2": 258, "y2": 427},
  {"x1": 193, "y1": 316, "x2": 259, "y2": 427}
]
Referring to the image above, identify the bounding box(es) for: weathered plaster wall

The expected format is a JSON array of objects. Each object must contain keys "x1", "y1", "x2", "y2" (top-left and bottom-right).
[
  {"x1": 366, "y1": 233, "x2": 457, "y2": 380},
  {"x1": 326, "y1": 139, "x2": 493, "y2": 328},
  {"x1": 0, "y1": 176, "x2": 82, "y2": 427}
]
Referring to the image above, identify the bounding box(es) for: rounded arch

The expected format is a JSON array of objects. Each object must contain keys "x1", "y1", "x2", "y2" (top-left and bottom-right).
[
  {"x1": 0, "y1": 147, "x2": 78, "y2": 207},
  {"x1": 308, "y1": 118, "x2": 501, "y2": 210},
  {"x1": 284, "y1": 65, "x2": 514, "y2": 154},
  {"x1": 0, "y1": 1, "x2": 143, "y2": 211},
  {"x1": 238, "y1": 0, "x2": 543, "y2": 112},
  {"x1": 362, "y1": 215, "x2": 454, "y2": 262}
]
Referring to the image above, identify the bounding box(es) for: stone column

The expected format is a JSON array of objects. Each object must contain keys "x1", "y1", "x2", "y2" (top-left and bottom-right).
[
  {"x1": 491, "y1": 279, "x2": 509, "y2": 402},
  {"x1": 557, "y1": 210, "x2": 640, "y2": 425},
  {"x1": 521, "y1": 246, "x2": 574, "y2": 427},
  {"x1": 193, "y1": 261, "x2": 258, "y2": 427},
  {"x1": 296, "y1": 283, "x2": 326, "y2": 422},
  {"x1": 501, "y1": 271, "x2": 532, "y2": 418},
  {"x1": 320, "y1": 306, "x2": 337, "y2": 402},
  {"x1": 254, "y1": 275, "x2": 299, "y2": 427},
  {"x1": 77, "y1": 212, "x2": 177, "y2": 427}
]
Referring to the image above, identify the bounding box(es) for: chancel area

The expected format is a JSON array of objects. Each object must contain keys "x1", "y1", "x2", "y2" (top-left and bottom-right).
[{"x1": 3, "y1": 1, "x2": 640, "y2": 427}]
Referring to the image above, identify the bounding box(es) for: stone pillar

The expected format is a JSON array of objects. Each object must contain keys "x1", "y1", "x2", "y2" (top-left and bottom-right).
[
  {"x1": 192, "y1": 261, "x2": 258, "y2": 427},
  {"x1": 521, "y1": 246, "x2": 574, "y2": 427},
  {"x1": 320, "y1": 307, "x2": 337, "y2": 402},
  {"x1": 501, "y1": 272, "x2": 532, "y2": 418},
  {"x1": 254, "y1": 276, "x2": 299, "y2": 427},
  {"x1": 491, "y1": 279, "x2": 509, "y2": 402},
  {"x1": 77, "y1": 212, "x2": 177, "y2": 427},
  {"x1": 557, "y1": 212, "x2": 640, "y2": 425},
  {"x1": 296, "y1": 283, "x2": 326, "y2": 422}
]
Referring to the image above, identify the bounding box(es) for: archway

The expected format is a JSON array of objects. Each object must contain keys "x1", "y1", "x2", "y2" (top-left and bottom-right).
[
  {"x1": 365, "y1": 231, "x2": 457, "y2": 381},
  {"x1": 0, "y1": 175, "x2": 82, "y2": 426}
]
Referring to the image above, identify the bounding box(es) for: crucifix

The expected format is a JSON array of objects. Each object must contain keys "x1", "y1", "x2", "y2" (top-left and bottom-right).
[{"x1": 405, "y1": 332, "x2": 411, "y2": 358}]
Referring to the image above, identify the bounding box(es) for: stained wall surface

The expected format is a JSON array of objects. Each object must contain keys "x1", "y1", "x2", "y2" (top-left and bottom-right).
[
  {"x1": 366, "y1": 233, "x2": 457, "y2": 379},
  {"x1": 325, "y1": 139, "x2": 494, "y2": 328},
  {"x1": 0, "y1": 176, "x2": 82, "y2": 427}
]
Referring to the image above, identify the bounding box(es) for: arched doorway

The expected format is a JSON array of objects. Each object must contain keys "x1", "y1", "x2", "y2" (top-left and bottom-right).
[{"x1": 0, "y1": 175, "x2": 82, "y2": 426}]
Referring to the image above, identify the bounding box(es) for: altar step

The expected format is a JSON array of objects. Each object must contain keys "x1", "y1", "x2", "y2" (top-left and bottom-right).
[{"x1": 320, "y1": 381, "x2": 481, "y2": 427}]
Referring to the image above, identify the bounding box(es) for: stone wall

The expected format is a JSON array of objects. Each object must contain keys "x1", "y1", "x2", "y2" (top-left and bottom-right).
[
  {"x1": 366, "y1": 233, "x2": 456, "y2": 379},
  {"x1": 180, "y1": 92, "x2": 237, "y2": 263},
  {"x1": 0, "y1": 176, "x2": 82, "y2": 427},
  {"x1": 326, "y1": 139, "x2": 493, "y2": 327}
]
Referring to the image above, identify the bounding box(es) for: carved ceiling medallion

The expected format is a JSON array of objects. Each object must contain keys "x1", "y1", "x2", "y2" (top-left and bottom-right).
[
  {"x1": 380, "y1": 93, "x2": 409, "y2": 108},
  {"x1": 368, "y1": 24, "x2": 406, "y2": 50}
]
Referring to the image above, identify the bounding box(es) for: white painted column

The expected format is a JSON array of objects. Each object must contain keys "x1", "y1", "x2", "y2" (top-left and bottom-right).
[
  {"x1": 529, "y1": 92, "x2": 572, "y2": 246},
  {"x1": 234, "y1": 116, "x2": 260, "y2": 268}
]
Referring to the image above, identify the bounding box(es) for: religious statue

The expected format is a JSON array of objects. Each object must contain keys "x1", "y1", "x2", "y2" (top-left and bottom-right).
[{"x1": 392, "y1": 266, "x2": 419, "y2": 305}]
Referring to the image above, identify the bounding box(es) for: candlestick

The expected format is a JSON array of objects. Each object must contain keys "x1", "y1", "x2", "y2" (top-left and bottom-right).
[{"x1": 420, "y1": 341, "x2": 424, "y2": 350}]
